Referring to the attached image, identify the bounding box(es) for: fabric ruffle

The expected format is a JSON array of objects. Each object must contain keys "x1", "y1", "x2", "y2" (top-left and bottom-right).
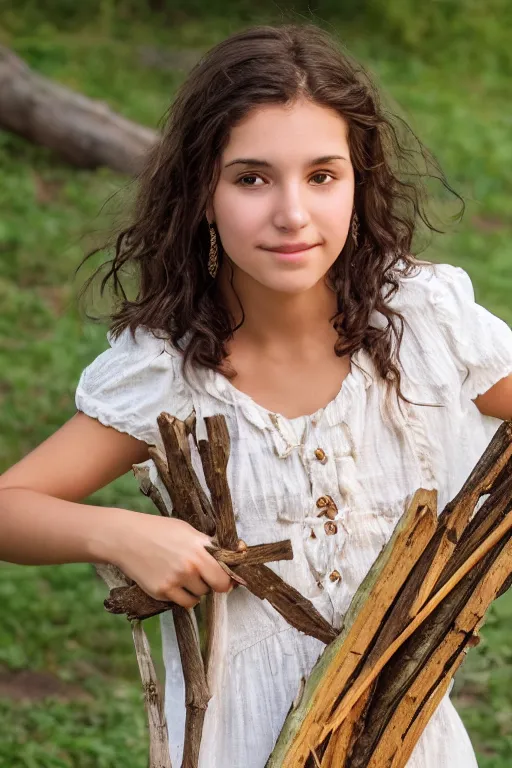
[
  {"x1": 75, "y1": 326, "x2": 193, "y2": 446},
  {"x1": 392, "y1": 262, "x2": 512, "y2": 403}
]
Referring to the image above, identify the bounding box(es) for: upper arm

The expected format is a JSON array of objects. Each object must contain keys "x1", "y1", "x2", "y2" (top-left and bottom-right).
[
  {"x1": 0, "y1": 411, "x2": 150, "y2": 502},
  {"x1": 473, "y1": 373, "x2": 512, "y2": 421}
]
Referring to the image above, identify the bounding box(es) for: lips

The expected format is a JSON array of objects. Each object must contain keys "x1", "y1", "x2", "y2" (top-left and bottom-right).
[{"x1": 264, "y1": 243, "x2": 318, "y2": 253}]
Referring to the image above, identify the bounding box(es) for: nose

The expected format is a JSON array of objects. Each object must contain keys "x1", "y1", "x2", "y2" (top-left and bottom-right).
[{"x1": 272, "y1": 182, "x2": 310, "y2": 232}]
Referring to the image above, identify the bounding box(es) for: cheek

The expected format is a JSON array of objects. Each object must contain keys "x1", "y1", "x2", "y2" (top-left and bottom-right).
[
  {"x1": 214, "y1": 187, "x2": 266, "y2": 244},
  {"x1": 318, "y1": 184, "x2": 354, "y2": 227}
]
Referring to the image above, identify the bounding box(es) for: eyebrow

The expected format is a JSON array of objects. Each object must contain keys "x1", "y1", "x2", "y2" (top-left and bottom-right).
[{"x1": 224, "y1": 155, "x2": 349, "y2": 168}]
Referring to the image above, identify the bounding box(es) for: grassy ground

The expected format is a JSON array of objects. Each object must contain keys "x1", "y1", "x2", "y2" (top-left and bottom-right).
[{"x1": 1, "y1": 8, "x2": 511, "y2": 767}]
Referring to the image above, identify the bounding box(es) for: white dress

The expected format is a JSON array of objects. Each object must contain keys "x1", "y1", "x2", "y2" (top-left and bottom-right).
[{"x1": 75, "y1": 262, "x2": 512, "y2": 767}]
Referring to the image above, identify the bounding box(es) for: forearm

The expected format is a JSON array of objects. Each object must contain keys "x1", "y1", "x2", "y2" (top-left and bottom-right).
[{"x1": 0, "y1": 487, "x2": 130, "y2": 566}]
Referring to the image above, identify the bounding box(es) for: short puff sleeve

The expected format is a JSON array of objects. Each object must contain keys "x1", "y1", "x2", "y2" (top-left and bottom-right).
[
  {"x1": 75, "y1": 326, "x2": 190, "y2": 445},
  {"x1": 428, "y1": 263, "x2": 512, "y2": 401}
]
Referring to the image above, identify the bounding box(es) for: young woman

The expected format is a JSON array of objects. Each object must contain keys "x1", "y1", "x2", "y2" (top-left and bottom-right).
[{"x1": 1, "y1": 22, "x2": 512, "y2": 768}]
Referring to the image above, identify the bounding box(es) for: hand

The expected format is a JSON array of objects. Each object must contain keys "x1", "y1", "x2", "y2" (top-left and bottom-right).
[{"x1": 109, "y1": 510, "x2": 234, "y2": 608}]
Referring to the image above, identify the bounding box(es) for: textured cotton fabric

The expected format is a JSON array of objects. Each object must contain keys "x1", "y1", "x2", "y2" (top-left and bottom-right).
[{"x1": 76, "y1": 262, "x2": 512, "y2": 767}]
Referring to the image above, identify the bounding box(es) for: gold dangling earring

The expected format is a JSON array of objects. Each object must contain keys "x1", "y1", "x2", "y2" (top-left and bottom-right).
[
  {"x1": 208, "y1": 222, "x2": 219, "y2": 278},
  {"x1": 351, "y1": 211, "x2": 360, "y2": 248}
]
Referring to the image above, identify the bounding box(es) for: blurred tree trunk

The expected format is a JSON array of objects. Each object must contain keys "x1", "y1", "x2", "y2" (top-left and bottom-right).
[{"x1": 0, "y1": 45, "x2": 158, "y2": 174}]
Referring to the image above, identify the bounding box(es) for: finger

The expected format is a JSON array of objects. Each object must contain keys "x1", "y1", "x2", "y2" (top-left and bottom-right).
[
  {"x1": 182, "y1": 572, "x2": 212, "y2": 598},
  {"x1": 166, "y1": 586, "x2": 201, "y2": 610},
  {"x1": 198, "y1": 553, "x2": 233, "y2": 593}
]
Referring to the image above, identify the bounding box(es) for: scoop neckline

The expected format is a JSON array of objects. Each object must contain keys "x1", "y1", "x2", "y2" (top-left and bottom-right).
[{"x1": 212, "y1": 350, "x2": 363, "y2": 425}]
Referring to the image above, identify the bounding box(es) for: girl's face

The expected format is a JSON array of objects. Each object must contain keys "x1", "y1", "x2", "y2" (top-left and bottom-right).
[{"x1": 209, "y1": 97, "x2": 355, "y2": 295}]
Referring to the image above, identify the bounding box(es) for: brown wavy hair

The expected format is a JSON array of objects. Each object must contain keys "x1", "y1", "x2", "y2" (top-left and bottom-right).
[{"x1": 77, "y1": 22, "x2": 463, "y2": 405}]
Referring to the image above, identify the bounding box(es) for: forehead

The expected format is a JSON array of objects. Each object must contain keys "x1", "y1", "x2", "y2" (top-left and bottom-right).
[{"x1": 223, "y1": 99, "x2": 350, "y2": 159}]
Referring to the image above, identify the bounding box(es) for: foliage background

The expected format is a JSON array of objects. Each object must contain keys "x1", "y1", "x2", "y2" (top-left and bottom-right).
[{"x1": 1, "y1": 1, "x2": 511, "y2": 765}]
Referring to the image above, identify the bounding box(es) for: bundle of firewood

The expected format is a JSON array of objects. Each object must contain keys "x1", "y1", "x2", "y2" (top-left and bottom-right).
[{"x1": 95, "y1": 412, "x2": 512, "y2": 768}]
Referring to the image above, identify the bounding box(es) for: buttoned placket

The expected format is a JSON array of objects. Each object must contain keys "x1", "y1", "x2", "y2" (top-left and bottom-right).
[
  {"x1": 201, "y1": 363, "x2": 370, "y2": 622},
  {"x1": 273, "y1": 413, "x2": 351, "y2": 616}
]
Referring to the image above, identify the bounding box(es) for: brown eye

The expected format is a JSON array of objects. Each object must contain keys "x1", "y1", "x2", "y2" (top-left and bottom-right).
[
  {"x1": 237, "y1": 175, "x2": 262, "y2": 186},
  {"x1": 311, "y1": 173, "x2": 333, "y2": 184}
]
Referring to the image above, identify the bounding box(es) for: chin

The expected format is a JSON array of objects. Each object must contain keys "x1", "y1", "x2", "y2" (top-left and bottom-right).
[{"x1": 262, "y1": 274, "x2": 322, "y2": 294}]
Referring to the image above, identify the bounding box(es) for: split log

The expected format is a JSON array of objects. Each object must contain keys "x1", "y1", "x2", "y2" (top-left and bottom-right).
[
  {"x1": 267, "y1": 420, "x2": 512, "y2": 767},
  {"x1": 0, "y1": 45, "x2": 157, "y2": 173}
]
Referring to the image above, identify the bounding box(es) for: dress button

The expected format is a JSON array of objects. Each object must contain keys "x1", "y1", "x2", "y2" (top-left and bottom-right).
[
  {"x1": 316, "y1": 495, "x2": 338, "y2": 520},
  {"x1": 314, "y1": 448, "x2": 328, "y2": 464},
  {"x1": 324, "y1": 521, "x2": 338, "y2": 535},
  {"x1": 329, "y1": 570, "x2": 341, "y2": 582}
]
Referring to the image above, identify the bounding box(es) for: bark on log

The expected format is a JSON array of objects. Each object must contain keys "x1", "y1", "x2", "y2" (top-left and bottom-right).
[{"x1": 0, "y1": 45, "x2": 157, "y2": 173}]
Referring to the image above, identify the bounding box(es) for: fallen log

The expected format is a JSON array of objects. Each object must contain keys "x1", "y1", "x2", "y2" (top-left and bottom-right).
[{"x1": 0, "y1": 45, "x2": 157, "y2": 173}]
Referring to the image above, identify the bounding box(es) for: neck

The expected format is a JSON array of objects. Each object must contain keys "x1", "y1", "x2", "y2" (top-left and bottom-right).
[{"x1": 217, "y1": 263, "x2": 339, "y2": 353}]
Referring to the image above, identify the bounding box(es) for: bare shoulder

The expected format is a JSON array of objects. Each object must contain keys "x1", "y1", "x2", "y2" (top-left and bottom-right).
[{"x1": 0, "y1": 411, "x2": 150, "y2": 502}]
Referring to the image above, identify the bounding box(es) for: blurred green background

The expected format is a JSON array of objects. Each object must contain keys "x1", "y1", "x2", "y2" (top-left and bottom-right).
[{"x1": 1, "y1": 1, "x2": 511, "y2": 766}]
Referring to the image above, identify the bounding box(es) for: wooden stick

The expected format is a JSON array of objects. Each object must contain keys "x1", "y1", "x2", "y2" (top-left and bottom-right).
[
  {"x1": 195, "y1": 415, "x2": 240, "y2": 550},
  {"x1": 343, "y1": 532, "x2": 504, "y2": 765},
  {"x1": 236, "y1": 563, "x2": 338, "y2": 646},
  {"x1": 319, "y1": 685, "x2": 374, "y2": 767},
  {"x1": 103, "y1": 540, "x2": 294, "y2": 620},
  {"x1": 362, "y1": 423, "x2": 512, "y2": 676},
  {"x1": 132, "y1": 620, "x2": 172, "y2": 768},
  {"x1": 435, "y1": 470, "x2": 512, "y2": 591},
  {"x1": 133, "y1": 463, "x2": 171, "y2": 518},
  {"x1": 94, "y1": 564, "x2": 171, "y2": 767},
  {"x1": 153, "y1": 414, "x2": 216, "y2": 535},
  {"x1": 173, "y1": 606, "x2": 210, "y2": 768}
]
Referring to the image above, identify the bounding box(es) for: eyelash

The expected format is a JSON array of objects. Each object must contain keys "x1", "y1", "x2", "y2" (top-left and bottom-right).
[{"x1": 235, "y1": 172, "x2": 336, "y2": 187}]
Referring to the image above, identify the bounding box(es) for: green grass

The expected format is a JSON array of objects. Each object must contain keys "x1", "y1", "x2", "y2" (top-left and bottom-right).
[{"x1": 1, "y1": 8, "x2": 511, "y2": 766}]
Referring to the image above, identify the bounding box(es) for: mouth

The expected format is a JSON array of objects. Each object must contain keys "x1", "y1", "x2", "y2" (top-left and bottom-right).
[
  {"x1": 262, "y1": 243, "x2": 320, "y2": 254},
  {"x1": 262, "y1": 244, "x2": 319, "y2": 264}
]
